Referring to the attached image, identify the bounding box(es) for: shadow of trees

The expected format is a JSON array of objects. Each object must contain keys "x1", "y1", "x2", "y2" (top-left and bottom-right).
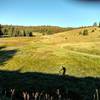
[
  {"x1": 0, "y1": 70, "x2": 100, "y2": 100},
  {"x1": 0, "y1": 46, "x2": 17, "y2": 65}
]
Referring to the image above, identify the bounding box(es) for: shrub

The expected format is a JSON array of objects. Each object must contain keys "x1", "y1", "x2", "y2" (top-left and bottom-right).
[
  {"x1": 91, "y1": 30, "x2": 95, "y2": 32},
  {"x1": 79, "y1": 31, "x2": 82, "y2": 35},
  {"x1": 83, "y1": 29, "x2": 88, "y2": 36}
]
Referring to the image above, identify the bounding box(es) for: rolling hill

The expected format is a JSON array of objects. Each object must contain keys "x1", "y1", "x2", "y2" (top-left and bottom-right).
[{"x1": 0, "y1": 26, "x2": 100, "y2": 77}]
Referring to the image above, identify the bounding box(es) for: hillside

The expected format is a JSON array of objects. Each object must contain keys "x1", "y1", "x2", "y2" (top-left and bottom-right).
[
  {"x1": 0, "y1": 25, "x2": 73, "y2": 36},
  {"x1": 0, "y1": 26, "x2": 100, "y2": 77}
]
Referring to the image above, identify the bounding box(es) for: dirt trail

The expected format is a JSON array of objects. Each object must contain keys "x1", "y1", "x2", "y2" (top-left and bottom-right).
[
  {"x1": 58, "y1": 42, "x2": 100, "y2": 58},
  {"x1": 68, "y1": 50, "x2": 100, "y2": 58}
]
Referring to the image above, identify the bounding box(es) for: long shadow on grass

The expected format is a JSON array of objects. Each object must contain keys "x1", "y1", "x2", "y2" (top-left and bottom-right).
[
  {"x1": 0, "y1": 46, "x2": 18, "y2": 65},
  {"x1": 0, "y1": 70, "x2": 100, "y2": 100}
]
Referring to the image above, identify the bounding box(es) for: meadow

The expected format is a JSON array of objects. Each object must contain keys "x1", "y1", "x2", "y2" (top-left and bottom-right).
[{"x1": 0, "y1": 26, "x2": 100, "y2": 77}]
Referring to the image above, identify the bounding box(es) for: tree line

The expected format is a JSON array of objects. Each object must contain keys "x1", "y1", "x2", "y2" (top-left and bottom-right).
[{"x1": 0, "y1": 24, "x2": 73, "y2": 37}]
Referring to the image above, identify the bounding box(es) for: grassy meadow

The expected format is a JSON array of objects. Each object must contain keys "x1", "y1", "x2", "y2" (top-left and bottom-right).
[{"x1": 0, "y1": 27, "x2": 100, "y2": 77}]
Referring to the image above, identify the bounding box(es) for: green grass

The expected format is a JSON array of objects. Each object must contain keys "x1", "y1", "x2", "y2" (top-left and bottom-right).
[{"x1": 0, "y1": 27, "x2": 100, "y2": 77}]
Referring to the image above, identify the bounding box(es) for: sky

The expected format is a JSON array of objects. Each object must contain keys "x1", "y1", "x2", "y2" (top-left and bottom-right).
[{"x1": 0, "y1": 0, "x2": 100, "y2": 27}]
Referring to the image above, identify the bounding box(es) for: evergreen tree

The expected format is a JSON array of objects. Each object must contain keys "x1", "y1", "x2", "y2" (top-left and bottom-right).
[
  {"x1": 29, "y1": 31, "x2": 33, "y2": 37},
  {"x1": 10, "y1": 27, "x2": 15, "y2": 36},
  {"x1": 99, "y1": 22, "x2": 100, "y2": 27},
  {"x1": 93, "y1": 22, "x2": 97, "y2": 27},
  {"x1": 83, "y1": 29, "x2": 88, "y2": 36},
  {"x1": 19, "y1": 30, "x2": 24, "y2": 36},
  {"x1": 14, "y1": 30, "x2": 20, "y2": 37},
  {"x1": 4, "y1": 29, "x2": 8, "y2": 35},
  {"x1": 23, "y1": 30, "x2": 26, "y2": 36},
  {"x1": 0, "y1": 24, "x2": 3, "y2": 37}
]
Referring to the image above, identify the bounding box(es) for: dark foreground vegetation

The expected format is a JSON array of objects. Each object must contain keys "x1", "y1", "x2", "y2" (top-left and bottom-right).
[
  {"x1": 0, "y1": 24, "x2": 73, "y2": 37},
  {"x1": 0, "y1": 70, "x2": 100, "y2": 100}
]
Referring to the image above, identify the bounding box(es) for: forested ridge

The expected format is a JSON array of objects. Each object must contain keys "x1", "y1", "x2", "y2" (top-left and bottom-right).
[{"x1": 0, "y1": 24, "x2": 73, "y2": 37}]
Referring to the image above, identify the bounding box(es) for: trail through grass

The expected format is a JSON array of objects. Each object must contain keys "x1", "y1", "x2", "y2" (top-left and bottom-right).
[{"x1": 0, "y1": 27, "x2": 100, "y2": 77}]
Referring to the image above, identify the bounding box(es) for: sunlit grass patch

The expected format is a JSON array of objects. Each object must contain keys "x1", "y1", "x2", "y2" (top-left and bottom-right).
[{"x1": 0, "y1": 27, "x2": 100, "y2": 77}]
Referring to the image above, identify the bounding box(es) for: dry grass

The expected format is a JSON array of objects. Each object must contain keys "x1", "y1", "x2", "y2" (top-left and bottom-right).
[{"x1": 0, "y1": 27, "x2": 100, "y2": 77}]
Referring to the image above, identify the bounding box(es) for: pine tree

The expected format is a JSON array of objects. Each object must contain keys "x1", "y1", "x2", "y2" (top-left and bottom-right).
[
  {"x1": 93, "y1": 22, "x2": 97, "y2": 27},
  {"x1": 83, "y1": 29, "x2": 88, "y2": 36},
  {"x1": 23, "y1": 30, "x2": 26, "y2": 36},
  {"x1": 0, "y1": 24, "x2": 3, "y2": 37},
  {"x1": 99, "y1": 22, "x2": 100, "y2": 27},
  {"x1": 29, "y1": 32, "x2": 33, "y2": 37}
]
